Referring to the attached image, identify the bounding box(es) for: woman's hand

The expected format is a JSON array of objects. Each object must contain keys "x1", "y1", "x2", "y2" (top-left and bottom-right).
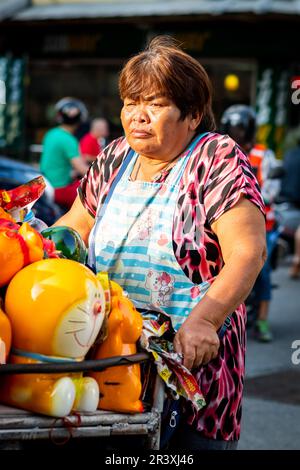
[{"x1": 173, "y1": 315, "x2": 220, "y2": 370}]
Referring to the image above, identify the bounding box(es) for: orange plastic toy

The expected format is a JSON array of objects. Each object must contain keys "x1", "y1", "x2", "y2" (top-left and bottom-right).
[
  {"x1": 0, "y1": 219, "x2": 45, "y2": 287},
  {"x1": 0, "y1": 180, "x2": 57, "y2": 287},
  {"x1": 90, "y1": 280, "x2": 144, "y2": 413},
  {"x1": 0, "y1": 302, "x2": 12, "y2": 364},
  {"x1": 0, "y1": 259, "x2": 106, "y2": 417},
  {"x1": 0, "y1": 207, "x2": 15, "y2": 222}
]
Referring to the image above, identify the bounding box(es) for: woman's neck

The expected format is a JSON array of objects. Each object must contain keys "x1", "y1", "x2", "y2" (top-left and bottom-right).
[
  {"x1": 139, "y1": 131, "x2": 197, "y2": 166},
  {"x1": 131, "y1": 131, "x2": 198, "y2": 182},
  {"x1": 139, "y1": 153, "x2": 179, "y2": 170},
  {"x1": 133, "y1": 142, "x2": 192, "y2": 182}
]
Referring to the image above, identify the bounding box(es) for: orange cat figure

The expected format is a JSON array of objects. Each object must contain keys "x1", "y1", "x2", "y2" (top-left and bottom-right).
[
  {"x1": 90, "y1": 280, "x2": 144, "y2": 413},
  {"x1": 0, "y1": 258, "x2": 106, "y2": 417},
  {"x1": 0, "y1": 303, "x2": 12, "y2": 364}
]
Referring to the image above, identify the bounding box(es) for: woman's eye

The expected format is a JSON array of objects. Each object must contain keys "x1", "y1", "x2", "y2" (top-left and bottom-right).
[{"x1": 150, "y1": 102, "x2": 162, "y2": 107}]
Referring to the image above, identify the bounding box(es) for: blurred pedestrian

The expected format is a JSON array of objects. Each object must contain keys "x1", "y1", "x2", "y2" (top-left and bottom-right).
[
  {"x1": 220, "y1": 104, "x2": 282, "y2": 342},
  {"x1": 290, "y1": 225, "x2": 300, "y2": 278},
  {"x1": 79, "y1": 118, "x2": 110, "y2": 163},
  {"x1": 40, "y1": 97, "x2": 89, "y2": 210},
  {"x1": 278, "y1": 141, "x2": 300, "y2": 278}
]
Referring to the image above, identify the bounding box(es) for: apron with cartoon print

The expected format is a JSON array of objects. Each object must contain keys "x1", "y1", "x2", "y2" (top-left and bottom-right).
[{"x1": 88, "y1": 133, "x2": 211, "y2": 331}]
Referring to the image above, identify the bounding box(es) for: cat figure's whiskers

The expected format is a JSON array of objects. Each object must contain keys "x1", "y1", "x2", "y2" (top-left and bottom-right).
[
  {"x1": 65, "y1": 328, "x2": 86, "y2": 335},
  {"x1": 68, "y1": 320, "x2": 87, "y2": 324},
  {"x1": 77, "y1": 306, "x2": 90, "y2": 316}
]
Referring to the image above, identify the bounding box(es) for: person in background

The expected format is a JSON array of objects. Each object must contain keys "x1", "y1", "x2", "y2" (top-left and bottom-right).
[
  {"x1": 290, "y1": 225, "x2": 300, "y2": 278},
  {"x1": 220, "y1": 104, "x2": 282, "y2": 342},
  {"x1": 40, "y1": 97, "x2": 89, "y2": 210},
  {"x1": 278, "y1": 142, "x2": 300, "y2": 278},
  {"x1": 79, "y1": 118, "x2": 110, "y2": 163},
  {"x1": 53, "y1": 36, "x2": 266, "y2": 450}
]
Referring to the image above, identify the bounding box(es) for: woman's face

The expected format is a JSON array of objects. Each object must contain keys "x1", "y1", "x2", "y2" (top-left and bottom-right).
[{"x1": 121, "y1": 93, "x2": 199, "y2": 161}]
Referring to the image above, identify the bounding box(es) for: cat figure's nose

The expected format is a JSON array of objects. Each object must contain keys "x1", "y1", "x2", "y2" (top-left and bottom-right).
[{"x1": 93, "y1": 301, "x2": 102, "y2": 316}]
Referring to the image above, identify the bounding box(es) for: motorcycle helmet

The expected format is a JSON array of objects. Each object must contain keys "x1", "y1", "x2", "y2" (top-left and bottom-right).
[
  {"x1": 54, "y1": 97, "x2": 88, "y2": 125},
  {"x1": 220, "y1": 104, "x2": 256, "y2": 148}
]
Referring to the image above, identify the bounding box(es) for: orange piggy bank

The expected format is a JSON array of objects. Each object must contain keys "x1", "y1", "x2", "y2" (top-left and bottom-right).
[{"x1": 90, "y1": 280, "x2": 144, "y2": 413}]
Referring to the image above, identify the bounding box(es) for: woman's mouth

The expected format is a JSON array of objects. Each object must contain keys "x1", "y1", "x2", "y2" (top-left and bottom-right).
[{"x1": 131, "y1": 130, "x2": 152, "y2": 138}]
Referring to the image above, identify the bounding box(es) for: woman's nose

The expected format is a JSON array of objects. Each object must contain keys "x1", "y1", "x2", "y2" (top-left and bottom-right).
[{"x1": 132, "y1": 104, "x2": 149, "y2": 123}]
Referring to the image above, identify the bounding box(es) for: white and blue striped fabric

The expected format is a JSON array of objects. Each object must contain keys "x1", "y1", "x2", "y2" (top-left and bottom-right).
[{"x1": 88, "y1": 134, "x2": 210, "y2": 331}]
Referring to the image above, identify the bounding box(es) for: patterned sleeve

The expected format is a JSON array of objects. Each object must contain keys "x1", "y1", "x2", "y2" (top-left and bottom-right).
[
  {"x1": 78, "y1": 137, "x2": 129, "y2": 217},
  {"x1": 203, "y1": 135, "x2": 265, "y2": 226}
]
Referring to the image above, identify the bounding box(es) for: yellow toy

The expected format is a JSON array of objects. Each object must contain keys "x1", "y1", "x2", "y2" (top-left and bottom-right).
[
  {"x1": 90, "y1": 280, "x2": 144, "y2": 413},
  {"x1": 0, "y1": 302, "x2": 12, "y2": 364},
  {"x1": 0, "y1": 258, "x2": 105, "y2": 417}
]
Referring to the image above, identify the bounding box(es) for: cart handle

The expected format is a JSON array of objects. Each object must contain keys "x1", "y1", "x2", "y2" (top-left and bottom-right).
[{"x1": 0, "y1": 352, "x2": 151, "y2": 374}]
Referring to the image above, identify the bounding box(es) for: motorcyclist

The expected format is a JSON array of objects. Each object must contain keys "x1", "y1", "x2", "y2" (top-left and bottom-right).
[
  {"x1": 220, "y1": 105, "x2": 282, "y2": 341},
  {"x1": 40, "y1": 97, "x2": 89, "y2": 210}
]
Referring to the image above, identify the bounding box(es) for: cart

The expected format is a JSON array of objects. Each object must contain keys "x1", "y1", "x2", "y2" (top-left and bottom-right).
[{"x1": 0, "y1": 353, "x2": 165, "y2": 450}]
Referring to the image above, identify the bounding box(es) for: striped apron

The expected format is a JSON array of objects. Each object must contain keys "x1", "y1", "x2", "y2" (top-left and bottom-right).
[{"x1": 88, "y1": 134, "x2": 212, "y2": 331}]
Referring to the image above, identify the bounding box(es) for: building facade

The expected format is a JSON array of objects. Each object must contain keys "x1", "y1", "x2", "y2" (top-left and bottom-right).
[{"x1": 0, "y1": 0, "x2": 299, "y2": 159}]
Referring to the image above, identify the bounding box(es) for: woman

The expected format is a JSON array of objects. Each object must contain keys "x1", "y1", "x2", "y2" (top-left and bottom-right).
[{"x1": 55, "y1": 36, "x2": 266, "y2": 450}]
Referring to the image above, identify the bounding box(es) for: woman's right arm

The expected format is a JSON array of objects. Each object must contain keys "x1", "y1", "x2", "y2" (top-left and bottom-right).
[
  {"x1": 53, "y1": 195, "x2": 95, "y2": 246},
  {"x1": 54, "y1": 137, "x2": 129, "y2": 245}
]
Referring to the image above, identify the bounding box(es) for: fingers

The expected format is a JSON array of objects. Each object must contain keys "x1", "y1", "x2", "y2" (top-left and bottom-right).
[
  {"x1": 192, "y1": 348, "x2": 212, "y2": 369},
  {"x1": 196, "y1": 344, "x2": 219, "y2": 368},
  {"x1": 182, "y1": 346, "x2": 196, "y2": 370},
  {"x1": 174, "y1": 335, "x2": 196, "y2": 369},
  {"x1": 173, "y1": 335, "x2": 183, "y2": 356},
  {"x1": 185, "y1": 344, "x2": 219, "y2": 370},
  {"x1": 196, "y1": 351, "x2": 214, "y2": 368},
  {"x1": 174, "y1": 327, "x2": 220, "y2": 370},
  {"x1": 184, "y1": 347, "x2": 213, "y2": 370}
]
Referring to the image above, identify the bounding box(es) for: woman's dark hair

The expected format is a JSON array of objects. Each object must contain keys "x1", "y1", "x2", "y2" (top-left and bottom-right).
[{"x1": 119, "y1": 35, "x2": 216, "y2": 133}]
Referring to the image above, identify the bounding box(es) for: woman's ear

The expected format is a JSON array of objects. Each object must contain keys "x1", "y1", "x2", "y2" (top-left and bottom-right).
[{"x1": 189, "y1": 112, "x2": 202, "y2": 131}]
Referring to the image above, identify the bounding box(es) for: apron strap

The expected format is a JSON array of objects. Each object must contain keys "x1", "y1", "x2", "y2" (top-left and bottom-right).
[
  {"x1": 218, "y1": 314, "x2": 232, "y2": 339},
  {"x1": 97, "y1": 147, "x2": 135, "y2": 224},
  {"x1": 87, "y1": 148, "x2": 135, "y2": 271}
]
